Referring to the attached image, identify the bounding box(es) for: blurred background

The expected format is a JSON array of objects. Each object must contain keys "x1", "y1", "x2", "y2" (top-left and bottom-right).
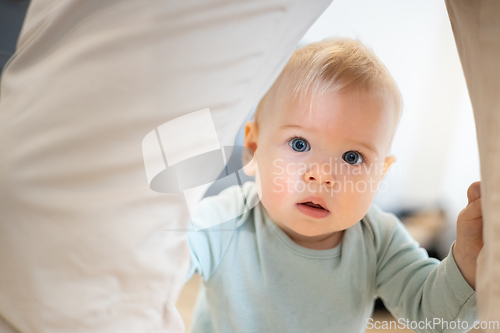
[{"x1": 0, "y1": 0, "x2": 481, "y2": 332}]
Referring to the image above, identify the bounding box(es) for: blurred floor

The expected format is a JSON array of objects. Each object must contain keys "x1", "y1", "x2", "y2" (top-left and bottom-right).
[{"x1": 177, "y1": 275, "x2": 201, "y2": 332}]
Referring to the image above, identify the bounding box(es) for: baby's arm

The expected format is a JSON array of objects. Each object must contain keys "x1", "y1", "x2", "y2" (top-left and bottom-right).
[
  {"x1": 372, "y1": 206, "x2": 477, "y2": 333},
  {"x1": 185, "y1": 214, "x2": 238, "y2": 283},
  {"x1": 185, "y1": 183, "x2": 255, "y2": 282}
]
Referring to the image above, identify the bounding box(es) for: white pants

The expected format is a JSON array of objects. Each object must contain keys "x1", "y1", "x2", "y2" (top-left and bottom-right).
[
  {"x1": 0, "y1": 0, "x2": 331, "y2": 332},
  {"x1": 446, "y1": 1, "x2": 500, "y2": 331}
]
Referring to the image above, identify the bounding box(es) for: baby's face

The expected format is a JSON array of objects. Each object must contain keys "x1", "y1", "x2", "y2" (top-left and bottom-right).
[{"x1": 244, "y1": 89, "x2": 397, "y2": 241}]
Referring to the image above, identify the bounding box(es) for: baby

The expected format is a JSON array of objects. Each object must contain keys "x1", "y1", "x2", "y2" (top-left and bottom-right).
[{"x1": 186, "y1": 38, "x2": 481, "y2": 332}]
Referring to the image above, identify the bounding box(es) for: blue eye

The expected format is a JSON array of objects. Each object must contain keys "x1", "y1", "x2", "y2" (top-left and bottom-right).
[
  {"x1": 342, "y1": 151, "x2": 364, "y2": 165},
  {"x1": 288, "y1": 137, "x2": 310, "y2": 152}
]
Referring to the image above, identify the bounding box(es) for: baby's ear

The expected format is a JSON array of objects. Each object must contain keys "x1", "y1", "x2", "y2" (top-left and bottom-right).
[
  {"x1": 243, "y1": 121, "x2": 258, "y2": 151},
  {"x1": 242, "y1": 121, "x2": 258, "y2": 176},
  {"x1": 382, "y1": 155, "x2": 396, "y2": 176}
]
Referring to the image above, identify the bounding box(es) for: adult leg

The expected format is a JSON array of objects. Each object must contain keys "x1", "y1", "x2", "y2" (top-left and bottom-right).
[
  {"x1": 446, "y1": 0, "x2": 500, "y2": 330},
  {"x1": 0, "y1": 0, "x2": 332, "y2": 332}
]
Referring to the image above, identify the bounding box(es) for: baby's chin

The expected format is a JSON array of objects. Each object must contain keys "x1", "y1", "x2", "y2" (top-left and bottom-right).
[{"x1": 282, "y1": 220, "x2": 342, "y2": 238}]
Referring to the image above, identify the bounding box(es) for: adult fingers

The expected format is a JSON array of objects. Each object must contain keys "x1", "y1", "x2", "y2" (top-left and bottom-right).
[{"x1": 467, "y1": 181, "x2": 481, "y2": 205}]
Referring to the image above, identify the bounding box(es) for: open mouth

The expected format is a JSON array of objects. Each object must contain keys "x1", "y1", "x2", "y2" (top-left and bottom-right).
[
  {"x1": 299, "y1": 201, "x2": 328, "y2": 211},
  {"x1": 296, "y1": 200, "x2": 330, "y2": 219}
]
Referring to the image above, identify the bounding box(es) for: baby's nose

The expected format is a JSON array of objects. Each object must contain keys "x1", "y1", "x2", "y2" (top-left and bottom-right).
[{"x1": 304, "y1": 169, "x2": 335, "y2": 187}]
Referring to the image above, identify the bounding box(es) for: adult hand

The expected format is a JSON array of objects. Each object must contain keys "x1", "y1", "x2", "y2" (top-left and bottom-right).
[{"x1": 453, "y1": 181, "x2": 483, "y2": 290}]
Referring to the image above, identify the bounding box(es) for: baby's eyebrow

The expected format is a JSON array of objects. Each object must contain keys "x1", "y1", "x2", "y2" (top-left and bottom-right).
[
  {"x1": 281, "y1": 124, "x2": 304, "y2": 129},
  {"x1": 358, "y1": 142, "x2": 378, "y2": 155}
]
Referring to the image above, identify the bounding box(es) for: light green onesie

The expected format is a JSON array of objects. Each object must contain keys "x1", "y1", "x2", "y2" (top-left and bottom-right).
[{"x1": 187, "y1": 181, "x2": 477, "y2": 333}]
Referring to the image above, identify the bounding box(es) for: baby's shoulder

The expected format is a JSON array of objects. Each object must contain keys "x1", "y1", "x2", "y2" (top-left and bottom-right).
[
  {"x1": 359, "y1": 204, "x2": 405, "y2": 251},
  {"x1": 191, "y1": 181, "x2": 259, "y2": 230}
]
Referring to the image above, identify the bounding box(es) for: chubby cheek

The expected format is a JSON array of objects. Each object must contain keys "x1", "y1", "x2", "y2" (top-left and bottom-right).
[
  {"x1": 260, "y1": 169, "x2": 291, "y2": 211},
  {"x1": 257, "y1": 154, "x2": 297, "y2": 213},
  {"x1": 337, "y1": 172, "x2": 382, "y2": 221},
  {"x1": 337, "y1": 190, "x2": 374, "y2": 225}
]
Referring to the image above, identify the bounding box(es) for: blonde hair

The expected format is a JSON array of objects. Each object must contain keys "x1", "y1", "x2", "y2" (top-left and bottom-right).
[{"x1": 253, "y1": 38, "x2": 402, "y2": 126}]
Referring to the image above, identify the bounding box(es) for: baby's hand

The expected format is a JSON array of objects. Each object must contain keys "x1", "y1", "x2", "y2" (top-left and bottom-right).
[{"x1": 453, "y1": 181, "x2": 483, "y2": 290}]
